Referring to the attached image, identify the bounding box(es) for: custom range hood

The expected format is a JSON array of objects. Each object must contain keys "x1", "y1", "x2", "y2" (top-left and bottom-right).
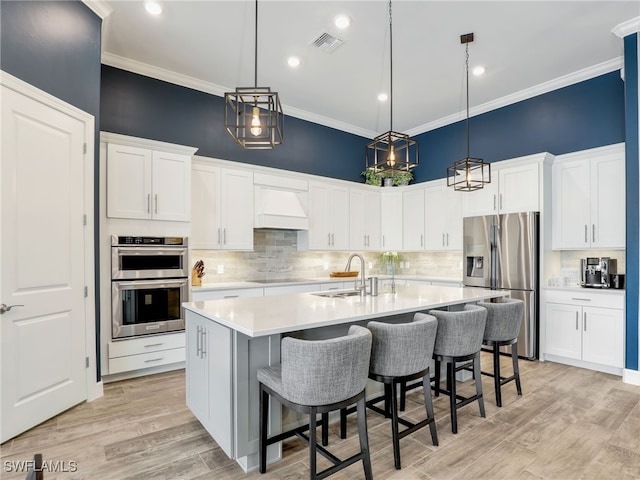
[{"x1": 254, "y1": 173, "x2": 309, "y2": 230}]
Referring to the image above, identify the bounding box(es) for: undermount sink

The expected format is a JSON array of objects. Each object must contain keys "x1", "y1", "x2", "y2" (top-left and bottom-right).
[{"x1": 311, "y1": 289, "x2": 363, "y2": 298}]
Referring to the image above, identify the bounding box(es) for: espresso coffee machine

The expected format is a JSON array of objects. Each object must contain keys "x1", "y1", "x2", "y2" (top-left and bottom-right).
[{"x1": 581, "y1": 257, "x2": 617, "y2": 288}]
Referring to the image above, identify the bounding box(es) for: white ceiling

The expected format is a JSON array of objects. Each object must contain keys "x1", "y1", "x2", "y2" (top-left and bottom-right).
[{"x1": 98, "y1": 1, "x2": 639, "y2": 138}]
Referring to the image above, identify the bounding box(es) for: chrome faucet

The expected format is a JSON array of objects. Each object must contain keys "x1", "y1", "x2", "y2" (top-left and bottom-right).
[{"x1": 345, "y1": 253, "x2": 366, "y2": 295}]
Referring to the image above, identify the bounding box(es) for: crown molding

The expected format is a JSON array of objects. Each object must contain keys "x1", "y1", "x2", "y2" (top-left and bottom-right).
[
  {"x1": 405, "y1": 57, "x2": 623, "y2": 137},
  {"x1": 81, "y1": 0, "x2": 112, "y2": 20},
  {"x1": 612, "y1": 17, "x2": 640, "y2": 38}
]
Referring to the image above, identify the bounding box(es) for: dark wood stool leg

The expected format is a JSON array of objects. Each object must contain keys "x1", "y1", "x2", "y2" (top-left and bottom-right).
[
  {"x1": 400, "y1": 380, "x2": 406, "y2": 411},
  {"x1": 309, "y1": 407, "x2": 317, "y2": 480},
  {"x1": 259, "y1": 385, "x2": 268, "y2": 474},
  {"x1": 422, "y1": 373, "x2": 438, "y2": 446},
  {"x1": 493, "y1": 344, "x2": 503, "y2": 407},
  {"x1": 448, "y1": 360, "x2": 458, "y2": 434},
  {"x1": 321, "y1": 412, "x2": 329, "y2": 446},
  {"x1": 512, "y1": 342, "x2": 523, "y2": 395},
  {"x1": 340, "y1": 407, "x2": 348, "y2": 439},
  {"x1": 390, "y1": 381, "x2": 402, "y2": 469},
  {"x1": 356, "y1": 396, "x2": 373, "y2": 480},
  {"x1": 384, "y1": 383, "x2": 392, "y2": 417},
  {"x1": 474, "y1": 354, "x2": 486, "y2": 418}
]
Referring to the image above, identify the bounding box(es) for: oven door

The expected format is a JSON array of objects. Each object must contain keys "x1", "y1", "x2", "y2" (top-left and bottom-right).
[
  {"x1": 112, "y1": 246, "x2": 188, "y2": 279},
  {"x1": 112, "y1": 278, "x2": 187, "y2": 339}
]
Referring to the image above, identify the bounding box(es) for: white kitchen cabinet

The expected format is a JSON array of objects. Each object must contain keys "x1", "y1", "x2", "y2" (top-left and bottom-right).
[
  {"x1": 544, "y1": 289, "x2": 624, "y2": 373},
  {"x1": 105, "y1": 136, "x2": 196, "y2": 222},
  {"x1": 349, "y1": 187, "x2": 381, "y2": 250},
  {"x1": 380, "y1": 190, "x2": 403, "y2": 251},
  {"x1": 191, "y1": 163, "x2": 254, "y2": 250},
  {"x1": 462, "y1": 159, "x2": 541, "y2": 217},
  {"x1": 307, "y1": 181, "x2": 349, "y2": 250},
  {"x1": 424, "y1": 183, "x2": 462, "y2": 251},
  {"x1": 107, "y1": 332, "x2": 186, "y2": 375},
  {"x1": 403, "y1": 188, "x2": 425, "y2": 250},
  {"x1": 552, "y1": 144, "x2": 625, "y2": 249}
]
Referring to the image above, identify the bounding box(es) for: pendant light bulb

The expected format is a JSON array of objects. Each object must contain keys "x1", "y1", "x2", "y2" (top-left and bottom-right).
[
  {"x1": 388, "y1": 144, "x2": 396, "y2": 166},
  {"x1": 250, "y1": 106, "x2": 262, "y2": 136}
]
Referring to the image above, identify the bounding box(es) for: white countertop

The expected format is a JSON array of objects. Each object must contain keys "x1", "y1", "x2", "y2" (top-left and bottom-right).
[{"x1": 183, "y1": 284, "x2": 507, "y2": 337}]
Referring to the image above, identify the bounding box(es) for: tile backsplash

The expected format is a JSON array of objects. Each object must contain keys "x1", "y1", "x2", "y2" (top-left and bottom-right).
[{"x1": 192, "y1": 229, "x2": 463, "y2": 283}]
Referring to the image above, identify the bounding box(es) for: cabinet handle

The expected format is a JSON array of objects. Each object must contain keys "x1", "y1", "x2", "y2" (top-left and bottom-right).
[
  {"x1": 154, "y1": 194, "x2": 158, "y2": 214},
  {"x1": 144, "y1": 357, "x2": 164, "y2": 363},
  {"x1": 446, "y1": 233, "x2": 449, "y2": 246},
  {"x1": 571, "y1": 298, "x2": 591, "y2": 302},
  {"x1": 442, "y1": 233, "x2": 445, "y2": 247},
  {"x1": 420, "y1": 234, "x2": 423, "y2": 247},
  {"x1": 500, "y1": 194, "x2": 503, "y2": 210},
  {"x1": 493, "y1": 194, "x2": 497, "y2": 211},
  {"x1": 592, "y1": 224, "x2": 595, "y2": 243},
  {"x1": 331, "y1": 233, "x2": 335, "y2": 246},
  {"x1": 217, "y1": 228, "x2": 221, "y2": 245},
  {"x1": 196, "y1": 325, "x2": 202, "y2": 356},
  {"x1": 223, "y1": 295, "x2": 239, "y2": 299},
  {"x1": 201, "y1": 330, "x2": 207, "y2": 358},
  {"x1": 382, "y1": 235, "x2": 385, "y2": 247},
  {"x1": 223, "y1": 228, "x2": 227, "y2": 245},
  {"x1": 584, "y1": 312, "x2": 587, "y2": 331},
  {"x1": 328, "y1": 233, "x2": 331, "y2": 247},
  {"x1": 144, "y1": 343, "x2": 163, "y2": 348},
  {"x1": 147, "y1": 194, "x2": 151, "y2": 214},
  {"x1": 584, "y1": 225, "x2": 588, "y2": 243},
  {"x1": 575, "y1": 312, "x2": 578, "y2": 330}
]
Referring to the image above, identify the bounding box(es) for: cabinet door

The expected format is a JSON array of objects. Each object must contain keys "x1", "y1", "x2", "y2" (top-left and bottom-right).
[
  {"x1": 380, "y1": 191, "x2": 403, "y2": 250},
  {"x1": 444, "y1": 187, "x2": 463, "y2": 250},
  {"x1": 151, "y1": 151, "x2": 191, "y2": 221},
  {"x1": 461, "y1": 178, "x2": 499, "y2": 217},
  {"x1": 107, "y1": 143, "x2": 152, "y2": 219},
  {"x1": 185, "y1": 315, "x2": 209, "y2": 425},
  {"x1": 220, "y1": 169, "x2": 254, "y2": 250},
  {"x1": 329, "y1": 186, "x2": 350, "y2": 250},
  {"x1": 545, "y1": 303, "x2": 582, "y2": 360},
  {"x1": 403, "y1": 188, "x2": 425, "y2": 250},
  {"x1": 498, "y1": 163, "x2": 539, "y2": 214},
  {"x1": 424, "y1": 186, "x2": 445, "y2": 250},
  {"x1": 308, "y1": 183, "x2": 332, "y2": 249},
  {"x1": 582, "y1": 306, "x2": 624, "y2": 367},
  {"x1": 349, "y1": 188, "x2": 380, "y2": 251},
  {"x1": 552, "y1": 159, "x2": 591, "y2": 249},
  {"x1": 191, "y1": 164, "x2": 222, "y2": 249},
  {"x1": 590, "y1": 154, "x2": 625, "y2": 249}
]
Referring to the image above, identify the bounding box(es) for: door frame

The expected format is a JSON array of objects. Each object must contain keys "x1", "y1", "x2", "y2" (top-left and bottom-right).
[{"x1": 1, "y1": 70, "x2": 103, "y2": 403}]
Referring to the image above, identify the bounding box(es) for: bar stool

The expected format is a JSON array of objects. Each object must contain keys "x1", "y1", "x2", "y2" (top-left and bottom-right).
[
  {"x1": 430, "y1": 305, "x2": 487, "y2": 434},
  {"x1": 257, "y1": 325, "x2": 373, "y2": 480},
  {"x1": 365, "y1": 314, "x2": 439, "y2": 469},
  {"x1": 477, "y1": 298, "x2": 524, "y2": 407}
]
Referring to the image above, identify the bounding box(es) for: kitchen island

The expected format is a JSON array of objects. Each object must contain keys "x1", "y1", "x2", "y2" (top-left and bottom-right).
[{"x1": 182, "y1": 283, "x2": 508, "y2": 472}]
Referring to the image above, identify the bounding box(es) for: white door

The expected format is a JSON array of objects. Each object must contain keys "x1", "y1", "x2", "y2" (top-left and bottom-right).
[{"x1": 1, "y1": 85, "x2": 88, "y2": 442}]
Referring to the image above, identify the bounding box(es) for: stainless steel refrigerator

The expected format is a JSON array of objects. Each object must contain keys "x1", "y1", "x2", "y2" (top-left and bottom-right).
[{"x1": 463, "y1": 212, "x2": 539, "y2": 359}]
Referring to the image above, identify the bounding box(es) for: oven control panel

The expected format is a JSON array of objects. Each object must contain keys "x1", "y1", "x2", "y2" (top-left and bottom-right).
[{"x1": 113, "y1": 236, "x2": 187, "y2": 246}]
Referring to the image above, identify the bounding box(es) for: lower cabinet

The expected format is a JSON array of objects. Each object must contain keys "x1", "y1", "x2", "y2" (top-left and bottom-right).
[
  {"x1": 544, "y1": 290, "x2": 624, "y2": 373},
  {"x1": 107, "y1": 332, "x2": 186, "y2": 375}
]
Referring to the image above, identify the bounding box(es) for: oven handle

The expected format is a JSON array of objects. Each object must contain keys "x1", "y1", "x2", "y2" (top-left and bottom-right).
[
  {"x1": 112, "y1": 278, "x2": 188, "y2": 290},
  {"x1": 114, "y1": 247, "x2": 188, "y2": 256}
]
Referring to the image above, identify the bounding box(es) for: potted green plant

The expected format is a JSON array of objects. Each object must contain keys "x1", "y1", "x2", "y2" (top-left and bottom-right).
[
  {"x1": 389, "y1": 170, "x2": 413, "y2": 186},
  {"x1": 361, "y1": 169, "x2": 382, "y2": 186},
  {"x1": 379, "y1": 251, "x2": 402, "y2": 274}
]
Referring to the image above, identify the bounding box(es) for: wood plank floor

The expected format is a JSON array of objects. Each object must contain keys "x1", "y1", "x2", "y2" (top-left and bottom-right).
[{"x1": 2, "y1": 354, "x2": 639, "y2": 479}]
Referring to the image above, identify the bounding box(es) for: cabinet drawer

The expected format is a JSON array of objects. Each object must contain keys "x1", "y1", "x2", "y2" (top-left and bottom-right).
[
  {"x1": 191, "y1": 287, "x2": 264, "y2": 301},
  {"x1": 109, "y1": 348, "x2": 185, "y2": 374},
  {"x1": 108, "y1": 332, "x2": 185, "y2": 358},
  {"x1": 544, "y1": 290, "x2": 624, "y2": 309}
]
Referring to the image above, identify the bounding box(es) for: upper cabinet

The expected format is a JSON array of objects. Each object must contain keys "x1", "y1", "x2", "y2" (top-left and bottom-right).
[
  {"x1": 424, "y1": 183, "x2": 462, "y2": 251},
  {"x1": 191, "y1": 162, "x2": 254, "y2": 251},
  {"x1": 552, "y1": 143, "x2": 625, "y2": 249},
  {"x1": 402, "y1": 187, "x2": 425, "y2": 250},
  {"x1": 307, "y1": 181, "x2": 349, "y2": 250},
  {"x1": 380, "y1": 190, "x2": 403, "y2": 251},
  {"x1": 104, "y1": 133, "x2": 197, "y2": 222},
  {"x1": 349, "y1": 187, "x2": 381, "y2": 251},
  {"x1": 462, "y1": 159, "x2": 543, "y2": 217}
]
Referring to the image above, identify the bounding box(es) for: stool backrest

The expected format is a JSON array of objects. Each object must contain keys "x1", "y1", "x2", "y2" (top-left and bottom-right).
[
  {"x1": 281, "y1": 325, "x2": 372, "y2": 406},
  {"x1": 429, "y1": 305, "x2": 487, "y2": 357},
  {"x1": 477, "y1": 298, "x2": 524, "y2": 342},
  {"x1": 367, "y1": 314, "x2": 438, "y2": 377}
]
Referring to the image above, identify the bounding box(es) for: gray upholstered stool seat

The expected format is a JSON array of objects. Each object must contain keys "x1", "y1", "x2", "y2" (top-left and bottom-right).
[
  {"x1": 258, "y1": 325, "x2": 373, "y2": 480},
  {"x1": 430, "y1": 304, "x2": 487, "y2": 434},
  {"x1": 477, "y1": 298, "x2": 524, "y2": 407},
  {"x1": 362, "y1": 314, "x2": 439, "y2": 469}
]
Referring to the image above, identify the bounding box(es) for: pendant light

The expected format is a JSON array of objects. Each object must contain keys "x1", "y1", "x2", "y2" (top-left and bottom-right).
[
  {"x1": 447, "y1": 33, "x2": 490, "y2": 191},
  {"x1": 224, "y1": 0, "x2": 283, "y2": 149},
  {"x1": 365, "y1": 1, "x2": 418, "y2": 178}
]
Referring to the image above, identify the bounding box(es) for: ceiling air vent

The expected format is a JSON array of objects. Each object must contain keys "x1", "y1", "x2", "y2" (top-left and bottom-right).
[{"x1": 310, "y1": 32, "x2": 344, "y2": 53}]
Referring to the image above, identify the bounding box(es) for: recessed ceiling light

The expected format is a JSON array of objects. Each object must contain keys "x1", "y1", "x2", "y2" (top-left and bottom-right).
[
  {"x1": 472, "y1": 65, "x2": 486, "y2": 76},
  {"x1": 378, "y1": 93, "x2": 388, "y2": 102},
  {"x1": 144, "y1": 1, "x2": 162, "y2": 15},
  {"x1": 287, "y1": 56, "x2": 301, "y2": 68},
  {"x1": 334, "y1": 15, "x2": 351, "y2": 29}
]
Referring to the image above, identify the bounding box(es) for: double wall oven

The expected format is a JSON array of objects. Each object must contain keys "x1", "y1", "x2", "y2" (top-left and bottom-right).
[{"x1": 111, "y1": 236, "x2": 188, "y2": 339}]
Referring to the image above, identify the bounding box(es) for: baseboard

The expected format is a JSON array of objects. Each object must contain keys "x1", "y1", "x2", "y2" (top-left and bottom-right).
[
  {"x1": 102, "y1": 362, "x2": 185, "y2": 383},
  {"x1": 622, "y1": 368, "x2": 640, "y2": 385}
]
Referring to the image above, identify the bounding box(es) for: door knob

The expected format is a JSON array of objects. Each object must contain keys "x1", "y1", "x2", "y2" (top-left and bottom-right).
[{"x1": 0, "y1": 304, "x2": 24, "y2": 314}]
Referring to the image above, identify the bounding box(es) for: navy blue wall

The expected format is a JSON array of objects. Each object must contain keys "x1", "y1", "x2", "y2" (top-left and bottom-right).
[
  {"x1": 623, "y1": 33, "x2": 639, "y2": 372},
  {"x1": 1, "y1": 0, "x2": 102, "y2": 378},
  {"x1": 100, "y1": 65, "x2": 368, "y2": 182},
  {"x1": 413, "y1": 72, "x2": 626, "y2": 182}
]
